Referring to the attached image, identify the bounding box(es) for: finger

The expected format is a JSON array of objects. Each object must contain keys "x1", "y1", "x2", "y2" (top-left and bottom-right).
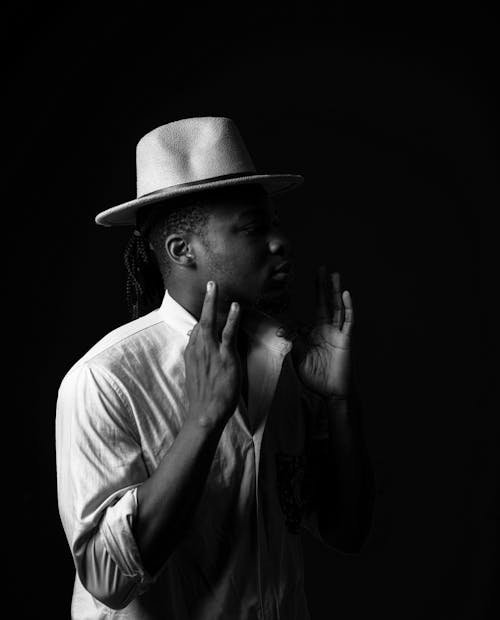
[
  {"x1": 186, "y1": 323, "x2": 198, "y2": 340},
  {"x1": 221, "y1": 301, "x2": 241, "y2": 349},
  {"x1": 341, "y1": 290, "x2": 354, "y2": 335},
  {"x1": 184, "y1": 321, "x2": 201, "y2": 350},
  {"x1": 199, "y1": 280, "x2": 217, "y2": 339},
  {"x1": 331, "y1": 272, "x2": 344, "y2": 328},
  {"x1": 316, "y1": 264, "x2": 330, "y2": 323}
]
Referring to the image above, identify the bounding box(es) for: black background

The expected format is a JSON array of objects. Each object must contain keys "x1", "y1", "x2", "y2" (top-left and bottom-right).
[{"x1": 7, "y1": 2, "x2": 497, "y2": 618}]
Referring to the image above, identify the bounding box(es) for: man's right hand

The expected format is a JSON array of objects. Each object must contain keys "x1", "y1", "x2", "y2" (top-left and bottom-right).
[
  {"x1": 183, "y1": 280, "x2": 242, "y2": 430},
  {"x1": 133, "y1": 280, "x2": 243, "y2": 577}
]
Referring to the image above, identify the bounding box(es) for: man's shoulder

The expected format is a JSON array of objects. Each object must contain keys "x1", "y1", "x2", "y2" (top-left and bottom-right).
[{"x1": 60, "y1": 309, "x2": 179, "y2": 385}]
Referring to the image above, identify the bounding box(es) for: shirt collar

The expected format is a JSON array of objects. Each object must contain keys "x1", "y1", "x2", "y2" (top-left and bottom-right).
[{"x1": 158, "y1": 287, "x2": 293, "y2": 357}]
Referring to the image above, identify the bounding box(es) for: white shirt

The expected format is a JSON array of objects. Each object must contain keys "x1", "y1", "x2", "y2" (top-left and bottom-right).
[{"x1": 56, "y1": 288, "x2": 329, "y2": 619}]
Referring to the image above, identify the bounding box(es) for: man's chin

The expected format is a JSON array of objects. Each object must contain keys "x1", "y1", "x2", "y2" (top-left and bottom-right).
[{"x1": 252, "y1": 285, "x2": 292, "y2": 319}]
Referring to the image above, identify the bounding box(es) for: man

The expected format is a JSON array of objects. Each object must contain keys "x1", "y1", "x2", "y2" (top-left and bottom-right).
[{"x1": 56, "y1": 117, "x2": 375, "y2": 619}]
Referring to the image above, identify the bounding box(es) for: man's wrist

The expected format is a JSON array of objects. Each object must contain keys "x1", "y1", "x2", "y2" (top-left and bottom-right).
[
  {"x1": 323, "y1": 394, "x2": 350, "y2": 419},
  {"x1": 323, "y1": 393, "x2": 350, "y2": 401}
]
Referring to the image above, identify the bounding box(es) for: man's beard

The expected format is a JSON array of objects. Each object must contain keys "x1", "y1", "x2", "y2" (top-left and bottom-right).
[{"x1": 205, "y1": 245, "x2": 295, "y2": 323}]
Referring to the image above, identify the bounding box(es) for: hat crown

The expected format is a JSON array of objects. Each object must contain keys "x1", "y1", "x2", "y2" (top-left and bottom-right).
[{"x1": 136, "y1": 117, "x2": 256, "y2": 198}]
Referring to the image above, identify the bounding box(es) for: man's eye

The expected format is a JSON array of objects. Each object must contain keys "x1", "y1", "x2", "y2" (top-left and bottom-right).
[
  {"x1": 244, "y1": 224, "x2": 266, "y2": 234},
  {"x1": 243, "y1": 219, "x2": 280, "y2": 234}
]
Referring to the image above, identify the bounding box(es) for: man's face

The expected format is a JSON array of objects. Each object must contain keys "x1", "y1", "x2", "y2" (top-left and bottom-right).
[{"x1": 193, "y1": 191, "x2": 294, "y2": 316}]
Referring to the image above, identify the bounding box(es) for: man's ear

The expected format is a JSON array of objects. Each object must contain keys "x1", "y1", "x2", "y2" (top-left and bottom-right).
[{"x1": 165, "y1": 234, "x2": 195, "y2": 266}]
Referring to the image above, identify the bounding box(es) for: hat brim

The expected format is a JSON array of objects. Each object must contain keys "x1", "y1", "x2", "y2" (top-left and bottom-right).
[{"x1": 95, "y1": 173, "x2": 304, "y2": 227}]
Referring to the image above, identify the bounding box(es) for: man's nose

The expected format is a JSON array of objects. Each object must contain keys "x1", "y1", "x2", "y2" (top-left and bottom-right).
[{"x1": 269, "y1": 230, "x2": 292, "y2": 259}]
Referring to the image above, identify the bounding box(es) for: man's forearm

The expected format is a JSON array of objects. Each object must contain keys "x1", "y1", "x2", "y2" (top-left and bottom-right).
[
  {"x1": 135, "y1": 412, "x2": 226, "y2": 576},
  {"x1": 315, "y1": 395, "x2": 375, "y2": 553}
]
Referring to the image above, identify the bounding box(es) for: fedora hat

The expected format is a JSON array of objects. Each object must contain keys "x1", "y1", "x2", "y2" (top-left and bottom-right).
[{"x1": 95, "y1": 117, "x2": 304, "y2": 227}]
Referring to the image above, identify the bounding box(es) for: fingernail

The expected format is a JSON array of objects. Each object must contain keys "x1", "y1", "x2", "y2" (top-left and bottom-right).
[{"x1": 207, "y1": 281, "x2": 213, "y2": 291}]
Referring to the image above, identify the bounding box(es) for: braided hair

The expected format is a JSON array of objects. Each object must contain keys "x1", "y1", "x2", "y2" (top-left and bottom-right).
[{"x1": 123, "y1": 193, "x2": 213, "y2": 320}]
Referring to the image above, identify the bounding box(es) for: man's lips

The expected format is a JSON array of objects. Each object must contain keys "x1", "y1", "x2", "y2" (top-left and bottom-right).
[
  {"x1": 269, "y1": 263, "x2": 294, "y2": 286},
  {"x1": 272, "y1": 261, "x2": 292, "y2": 275},
  {"x1": 271, "y1": 271, "x2": 291, "y2": 281}
]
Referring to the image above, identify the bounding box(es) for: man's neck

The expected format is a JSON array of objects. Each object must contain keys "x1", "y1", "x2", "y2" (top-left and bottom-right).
[{"x1": 166, "y1": 278, "x2": 249, "y2": 341}]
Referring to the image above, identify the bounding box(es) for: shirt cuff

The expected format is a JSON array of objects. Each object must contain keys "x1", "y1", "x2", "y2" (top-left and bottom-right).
[{"x1": 101, "y1": 486, "x2": 154, "y2": 592}]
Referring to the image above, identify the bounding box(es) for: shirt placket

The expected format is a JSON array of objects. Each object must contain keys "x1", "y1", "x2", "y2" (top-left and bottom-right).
[{"x1": 246, "y1": 345, "x2": 289, "y2": 620}]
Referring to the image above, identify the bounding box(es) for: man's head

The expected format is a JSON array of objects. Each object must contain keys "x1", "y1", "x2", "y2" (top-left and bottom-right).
[{"x1": 126, "y1": 183, "x2": 294, "y2": 319}]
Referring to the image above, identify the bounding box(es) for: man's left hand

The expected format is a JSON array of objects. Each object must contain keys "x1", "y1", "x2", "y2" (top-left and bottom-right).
[{"x1": 290, "y1": 265, "x2": 353, "y2": 398}]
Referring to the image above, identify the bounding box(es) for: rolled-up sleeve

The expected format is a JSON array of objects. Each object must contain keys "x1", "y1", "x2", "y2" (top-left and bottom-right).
[{"x1": 56, "y1": 362, "x2": 154, "y2": 609}]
